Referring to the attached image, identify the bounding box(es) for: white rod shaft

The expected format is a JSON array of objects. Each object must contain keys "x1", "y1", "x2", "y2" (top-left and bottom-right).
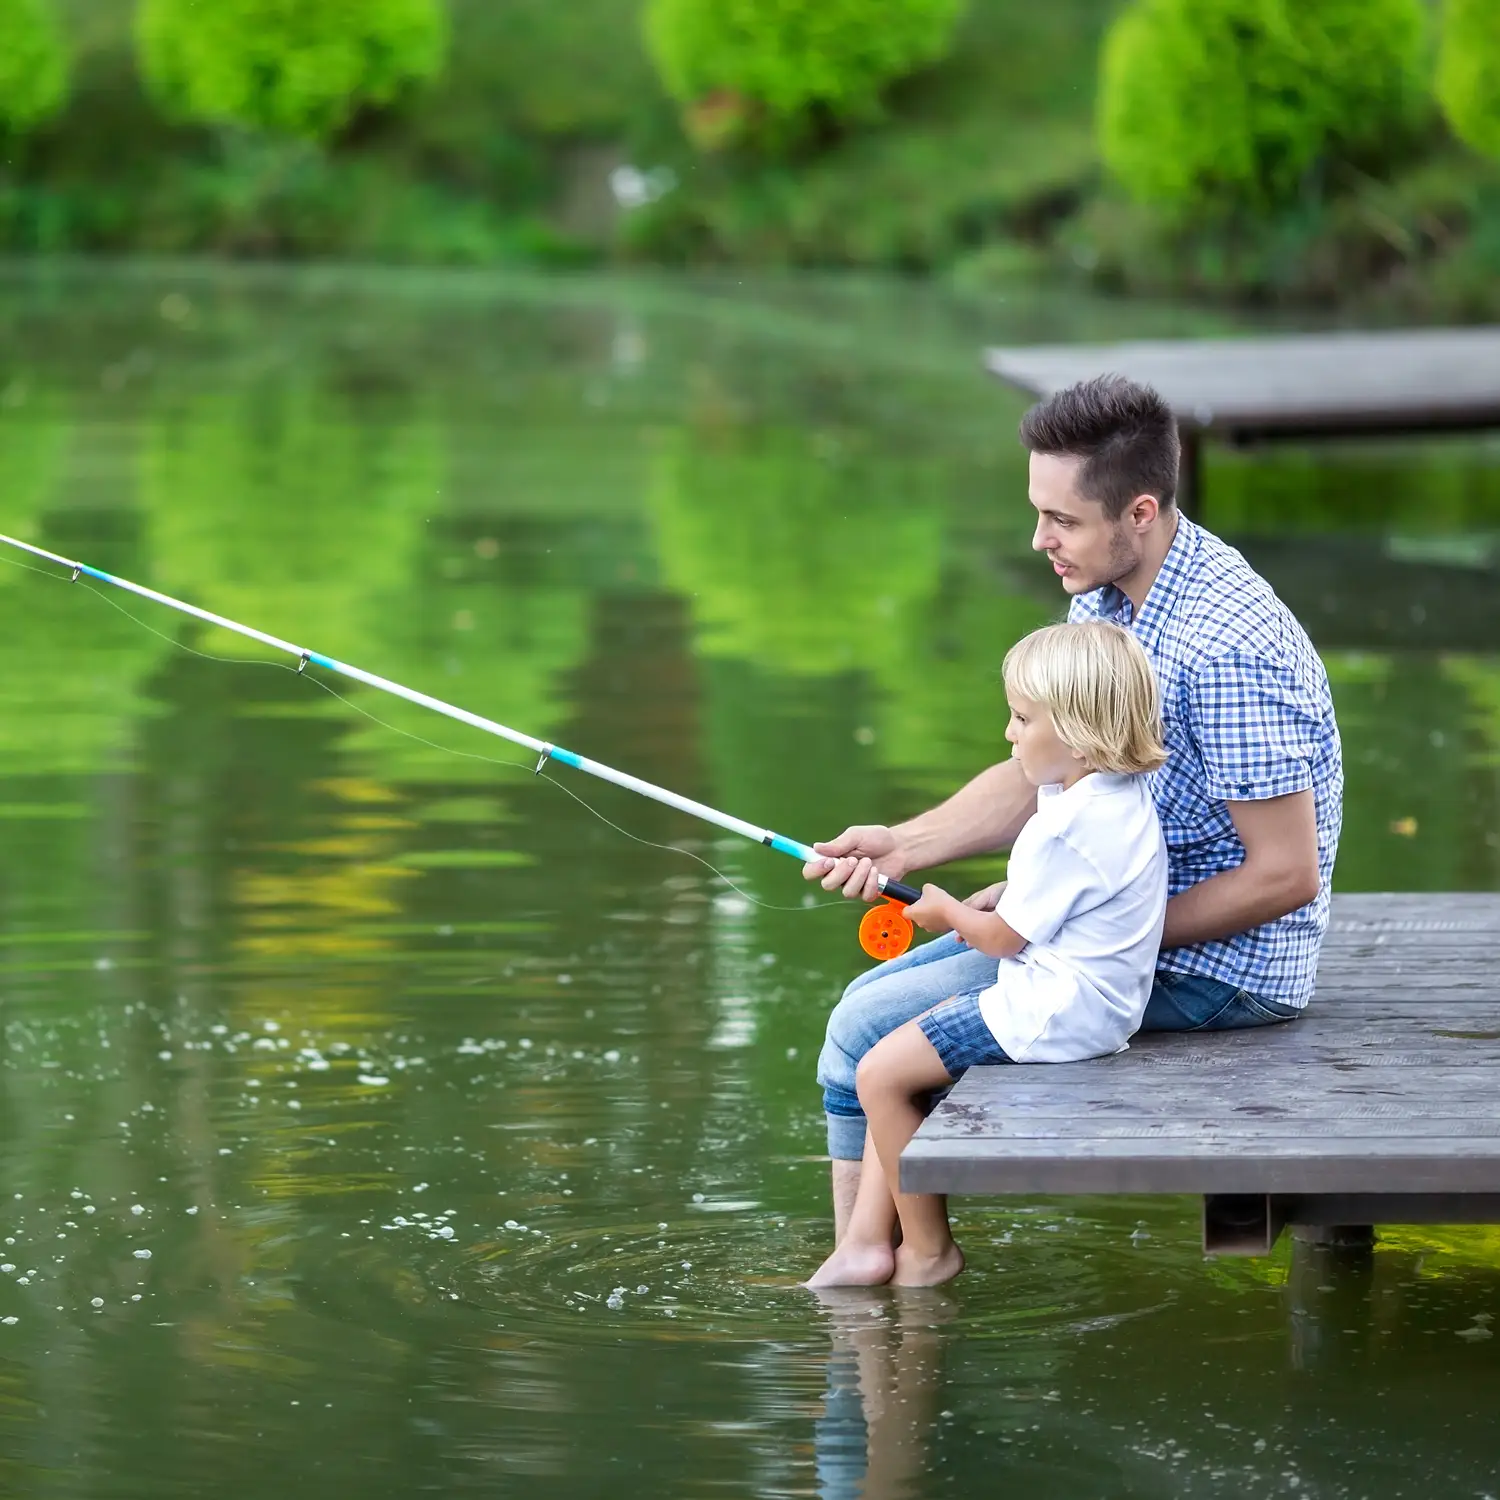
[{"x1": 0, "y1": 532, "x2": 818, "y2": 863}]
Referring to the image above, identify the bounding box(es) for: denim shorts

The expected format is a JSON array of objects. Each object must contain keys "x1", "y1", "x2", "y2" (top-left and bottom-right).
[{"x1": 917, "y1": 993, "x2": 1012, "y2": 1077}]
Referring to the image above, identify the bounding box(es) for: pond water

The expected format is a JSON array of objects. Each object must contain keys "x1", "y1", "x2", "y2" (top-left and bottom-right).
[{"x1": 0, "y1": 263, "x2": 1498, "y2": 1498}]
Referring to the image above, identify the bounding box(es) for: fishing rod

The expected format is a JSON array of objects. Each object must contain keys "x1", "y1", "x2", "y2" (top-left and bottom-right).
[{"x1": 0, "y1": 533, "x2": 920, "y2": 959}]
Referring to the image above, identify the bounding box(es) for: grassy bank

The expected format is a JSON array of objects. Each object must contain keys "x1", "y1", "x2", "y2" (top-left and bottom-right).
[{"x1": 8, "y1": 0, "x2": 1500, "y2": 319}]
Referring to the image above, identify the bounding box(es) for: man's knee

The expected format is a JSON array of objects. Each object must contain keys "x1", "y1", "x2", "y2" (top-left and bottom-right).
[{"x1": 819, "y1": 987, "x2": 884, "y2": 1080}]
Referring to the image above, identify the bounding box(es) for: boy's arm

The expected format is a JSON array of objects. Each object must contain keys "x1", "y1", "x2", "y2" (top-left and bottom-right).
[{"x1": 906, "y1": 884, "x2": 1028, "y2": 960}]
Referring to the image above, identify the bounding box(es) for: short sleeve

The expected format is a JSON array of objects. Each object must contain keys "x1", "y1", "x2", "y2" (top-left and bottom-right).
[
  {"x1": 1189, "y1": 648, "x2": 1319, "y2": 802},
  {"x1": 997, "y1": 827, "x2": 1106, "y2": 947}
]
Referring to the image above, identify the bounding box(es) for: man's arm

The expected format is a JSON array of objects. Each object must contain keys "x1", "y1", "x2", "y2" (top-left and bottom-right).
[
  {"x1": 1160, "y1": 789, "x2": 1320, "y2": 950},
  {"x1": 803, "y1": 757, "x2": 1038, "y2": 902}
]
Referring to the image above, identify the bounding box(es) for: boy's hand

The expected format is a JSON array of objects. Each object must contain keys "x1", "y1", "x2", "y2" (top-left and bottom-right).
[
  {"x1": 963, "y1": 880, "x2": 1007, "y2": 912},
  {"x1": 904, "y1": 884, "x2": 957, "y2": 935}
]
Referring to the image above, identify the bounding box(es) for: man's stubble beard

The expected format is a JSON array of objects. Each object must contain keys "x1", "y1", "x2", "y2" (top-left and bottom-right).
[
  {"x1": 1076, "y1": 521, "x2": 1139, "y2": 595},
  {"x1": 1107, "y1": 521, "x2": 1138, "y2": 581}
]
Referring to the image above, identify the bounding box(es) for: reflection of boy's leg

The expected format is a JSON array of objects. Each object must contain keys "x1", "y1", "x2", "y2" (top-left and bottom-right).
[
  {"x1": 857, "y1": 1020, "x2": 966, "y2": 1288},
  {"x1": 819, "y1": 935, "x2": 998, "y2": 1241},
  {"x1": 862, "y1": 1291, "x2": 952, "y2": 1500}
]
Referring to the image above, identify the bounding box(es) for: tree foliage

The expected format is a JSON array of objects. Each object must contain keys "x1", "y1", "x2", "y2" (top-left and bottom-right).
[
  {"x1": 0, "y1": 0, "x2": 68, "y2": 136},
  {"x1": 1098, "y1": 0, "x2": 1429, "y2": 216},
  {"x1": 1437, "y1": 0, "x2": 1500, "y2": 161},
  {"x1": 136, "y1": 0, "x2": 448, "y2": 141},
  {"x1": 643, "y1": 0, "x2": 967, "y2": 150}
]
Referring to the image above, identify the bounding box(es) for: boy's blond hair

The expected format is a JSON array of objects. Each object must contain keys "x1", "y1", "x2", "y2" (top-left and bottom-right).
[{"x1": 1002, "y1": 621, "x2": 1167, "y2": 776}]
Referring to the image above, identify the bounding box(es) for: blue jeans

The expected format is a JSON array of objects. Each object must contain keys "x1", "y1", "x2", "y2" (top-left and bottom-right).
[{"x1": 817, "y1": 933, "x2": 1302, "y2": 1160}]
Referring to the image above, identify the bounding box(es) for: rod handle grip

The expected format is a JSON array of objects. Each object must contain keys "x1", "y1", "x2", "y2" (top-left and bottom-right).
[{"x1": 880, "y1": 878, "x2": 923, "y2": 905}]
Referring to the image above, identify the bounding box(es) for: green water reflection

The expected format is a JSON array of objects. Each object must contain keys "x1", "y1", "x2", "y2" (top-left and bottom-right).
[{"x1": 0, "y1": 265, "x2": 1497, "y2": 1497}]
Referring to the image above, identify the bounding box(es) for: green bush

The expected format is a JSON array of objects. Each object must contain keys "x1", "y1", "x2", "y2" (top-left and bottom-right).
[
  {"x1": 0, "y1": 0, "x2": 68, "y2": 136},
  {"x1": 1098, "y1": 0, "x2": 1429, "y2": 216},
  {"x1": 643, "y1": 0, "x2": 967, "y2": 150},
  {"x1": 1438, "y1": 0, "x2": 1500, "y2": 161},
  {"x1": 136, "y1": 0, "x2": 448, "y2": 142}
]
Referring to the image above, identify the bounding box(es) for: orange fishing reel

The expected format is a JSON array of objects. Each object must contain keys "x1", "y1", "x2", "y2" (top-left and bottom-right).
[{"x1": 858, "y1": 880, "x2": 922, "y2": 960}]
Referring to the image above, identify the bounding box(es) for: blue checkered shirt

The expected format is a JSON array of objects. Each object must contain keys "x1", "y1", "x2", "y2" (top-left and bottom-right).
[{"x1": 1069, "y1": 517, "x2": 1343, "y2": 1006}]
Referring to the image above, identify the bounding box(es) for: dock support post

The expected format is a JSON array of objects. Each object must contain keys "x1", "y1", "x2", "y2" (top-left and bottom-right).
[
  {"x1": 1202, "y1": 1194, "x2": 1287, "y2": 1255},
  {"x1": 1286, "y1": 1233, "x2": 1377, "y2": 1371}
]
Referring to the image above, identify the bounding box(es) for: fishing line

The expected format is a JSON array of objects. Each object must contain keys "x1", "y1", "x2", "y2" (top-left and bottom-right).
[
  {"x1": 293, "y1": 667, "x2": 842, "y2": 915},
  {"x1": 0, "y1": 546, "x2": 848, "y2": 916}
]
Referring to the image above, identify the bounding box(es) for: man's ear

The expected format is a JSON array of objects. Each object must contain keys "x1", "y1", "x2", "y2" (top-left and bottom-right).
[{"x1": 1128, "y1": 493, "x2": 1160, "y2": 531}]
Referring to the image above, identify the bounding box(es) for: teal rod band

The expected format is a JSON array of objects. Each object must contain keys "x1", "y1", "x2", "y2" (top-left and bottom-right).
[{"x1": 768, "y1": 832, "x2": 817, "y2": 862}]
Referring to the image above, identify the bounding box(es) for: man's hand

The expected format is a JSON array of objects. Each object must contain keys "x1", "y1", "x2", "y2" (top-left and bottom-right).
[
  {"x1": 802, "y1": 824, "x2": 910, "y2": 904},
  {"x1": 963, "y1": 881, "x2": 1007, "y2": 912}
]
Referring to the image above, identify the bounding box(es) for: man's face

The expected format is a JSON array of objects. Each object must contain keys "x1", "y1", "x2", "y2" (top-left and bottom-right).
[{"x1": 1028, "y1": 452, "x2": 1141, "y2": 596}]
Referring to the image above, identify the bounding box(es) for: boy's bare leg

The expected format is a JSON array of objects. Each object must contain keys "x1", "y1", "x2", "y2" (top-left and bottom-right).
[
  {"x1": 806, "y1": 1133, "x2": 899, "y2": 1287},
  {"x1": 858, "y1": 1023, "x2": 966, "y2": 1287}
]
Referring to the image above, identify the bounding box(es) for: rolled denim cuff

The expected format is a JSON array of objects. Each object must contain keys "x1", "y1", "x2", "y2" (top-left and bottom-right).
[{"x1": 825, "y1": 1104, "x2": 867, "y2": 1162}]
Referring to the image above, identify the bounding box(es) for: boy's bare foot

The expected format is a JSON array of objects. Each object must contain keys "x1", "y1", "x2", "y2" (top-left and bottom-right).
[
  {"x1": 891, "y1": 1241, "x2": 965, "y2": 1287},
  {"x1": 804, "y1": 1240, "x2": 897, "y2": 1288}
]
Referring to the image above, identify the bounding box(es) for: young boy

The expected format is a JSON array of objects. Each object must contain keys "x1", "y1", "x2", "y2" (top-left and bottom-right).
[{"x1": 807, "y1": 621, "x2": 1169, "y2": 1288}]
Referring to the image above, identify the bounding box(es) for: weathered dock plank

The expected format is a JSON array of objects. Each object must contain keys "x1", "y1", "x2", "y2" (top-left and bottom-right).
[
  {"x1": 986, "y1": 329, "x2": 1500, "y2": 439},
  {"x1": 985, "y1": 329, "x2": 1500, "y2": 510},
  {"x1": 902, "y1": 892, "x2": 1500, "y2": 1227}
]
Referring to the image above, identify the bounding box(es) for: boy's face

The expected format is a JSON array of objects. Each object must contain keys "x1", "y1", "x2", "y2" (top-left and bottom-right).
[
  {"x1": 1005, "y1": 691, "x2": 1087, "y2": 788},
  {"x1": 1028, "y1": 452, "x2": 1143, "y2": 596}
]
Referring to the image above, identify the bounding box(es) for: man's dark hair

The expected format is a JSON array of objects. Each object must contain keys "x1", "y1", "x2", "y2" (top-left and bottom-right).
[{"x1": 1019, "y1": 375, "x2": 1179, "y2": 518}]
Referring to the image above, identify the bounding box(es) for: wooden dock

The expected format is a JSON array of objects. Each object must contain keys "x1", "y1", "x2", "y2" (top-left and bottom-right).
[
  {"x1": 902, "y1": 892, "x2": 1500, "y2": 1254},
  {"x1": 985, "y1": 327, "x2": 1500, "y2": 510}
]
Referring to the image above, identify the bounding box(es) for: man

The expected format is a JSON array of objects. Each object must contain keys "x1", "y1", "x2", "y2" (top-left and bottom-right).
[{"x1": 806, "y1": 375, "x2": 1343, "y2": 1241}]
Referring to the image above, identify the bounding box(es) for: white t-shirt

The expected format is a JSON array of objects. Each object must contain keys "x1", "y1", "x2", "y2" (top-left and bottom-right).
[{"x1": 980, "y1": 771, "x2": 1168, "y2": 1063}]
